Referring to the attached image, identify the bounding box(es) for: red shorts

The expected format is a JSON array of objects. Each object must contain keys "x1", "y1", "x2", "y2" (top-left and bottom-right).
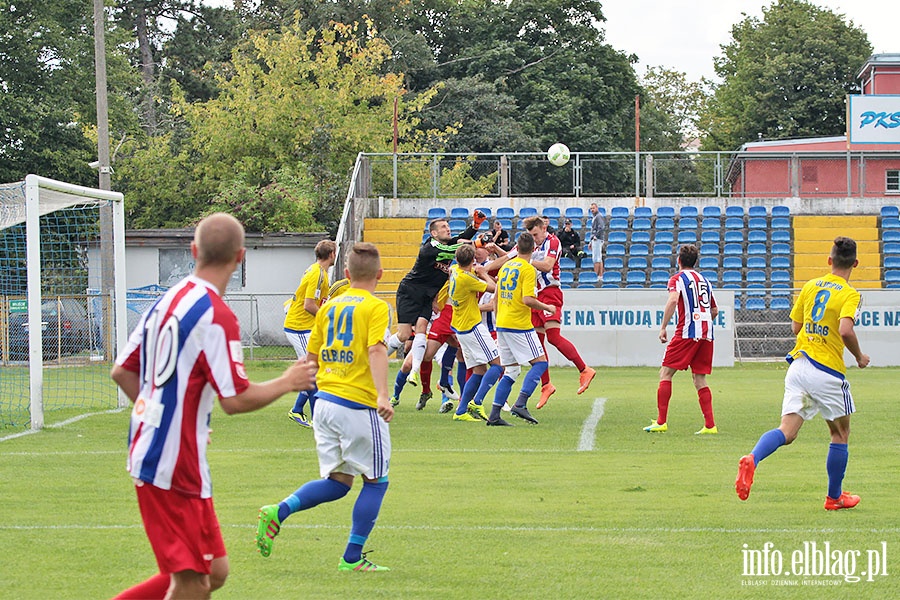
[
  {"x1": 428, "y1": 305, "x2": 455, "y2": 344},
  {"x1": 531, "y1": 286, "x2": 564, "y2": 328},
  {"x1": 662, "y1": 337, "x2": 714, "y2": 374},
  {"x1": 135, "y1": 482, "x2": 226, "y2": 575}
]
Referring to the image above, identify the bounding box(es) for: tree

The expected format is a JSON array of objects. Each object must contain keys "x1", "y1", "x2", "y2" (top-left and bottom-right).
[
  {"x1": 702, "y1": 0, "x2": 872, "y2": 151},
  {"x1": 640, "y1": 67, "x2": 712, "y2": 148}
]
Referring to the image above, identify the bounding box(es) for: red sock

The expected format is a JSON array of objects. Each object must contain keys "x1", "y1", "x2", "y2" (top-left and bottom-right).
[
  {"x1": 537, "y1": 332, "x2": 550, "y2": 385},
  {"x1": 656, "y1": 380, "x2": 672, "y2": 424},
  {"x1": 113, "y1": 574, "x2": 170, "y2": 600},
  {"x1": 697, "y1": 386, "x2": 715, "y2": 428},
  {"x1": 421, "y1": 360, "x2": 433, "y2": 394},
  {"x1": 546, "y1": 328, "x2": 586, "y2": 372}
]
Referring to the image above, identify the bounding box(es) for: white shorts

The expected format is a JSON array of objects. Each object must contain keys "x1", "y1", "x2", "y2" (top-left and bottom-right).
[
  {"x1": 455, "y1": 323, "x2": 499, "y2": 368},
  {"x1": 497, "y1": 329, "x2": 545, "y2": 366},
  {"x1": 591, "y1": 239, "x2": 603, "y2": 263},
  {"x1": 313, "y1": 399, "x2": 391, "y2": 479},
  {"x1": 782, "y1": 356, "x2": 855, "y2": 421},
  {"x1": 284, "y1": 329, "x2": 311, "y2": 359}
]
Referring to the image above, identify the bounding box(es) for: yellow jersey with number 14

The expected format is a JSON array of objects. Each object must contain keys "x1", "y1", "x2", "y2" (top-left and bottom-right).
[
  {"x1": 788, "y1": 273, "x2": 860, "y2": 377},
  {"x1": 496, "y1": 257, "x2": 538, "y2": 331},
  {"x1": 307, "y1": 288, "x2": 391, "y2": 408}
]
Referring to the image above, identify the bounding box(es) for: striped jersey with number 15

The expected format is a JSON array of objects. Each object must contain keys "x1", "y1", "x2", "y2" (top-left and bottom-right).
[{"x1": 667, "y1": 269, "x2": 717, "y2": 341}]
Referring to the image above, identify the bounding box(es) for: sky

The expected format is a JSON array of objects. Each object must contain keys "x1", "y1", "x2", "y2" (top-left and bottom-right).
[{"x1": 601, "y1": 0, "x2": 897, "y2": 83}]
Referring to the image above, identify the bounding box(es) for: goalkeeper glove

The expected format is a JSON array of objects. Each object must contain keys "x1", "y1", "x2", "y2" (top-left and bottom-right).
[{"x1": 472, "y1": 210, "x2": 487, "y2": 229}]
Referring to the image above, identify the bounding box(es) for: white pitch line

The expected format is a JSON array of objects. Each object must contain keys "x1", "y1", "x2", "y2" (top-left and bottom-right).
[
  {"x1": 577, "y1": 397, "x2": 607, "y2": 451},
  {"x1": 0, "y1": 408, "x2": 127, "y2": 443}
]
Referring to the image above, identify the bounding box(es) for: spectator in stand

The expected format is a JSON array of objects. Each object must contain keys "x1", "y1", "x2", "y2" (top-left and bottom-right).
[
  {"x1": 589, "y1": 203, "x2": 605, "y2": 277},
  {"x1": 557, "y1": 219, "x2": 584, "y2": 261},
  {"x1": 486, "y1": 219, "x2": 512, "y2": 251}
]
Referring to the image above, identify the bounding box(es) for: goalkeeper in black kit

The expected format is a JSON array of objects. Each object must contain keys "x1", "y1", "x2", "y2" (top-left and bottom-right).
[{"x1": 386, "y1": 210, "x2": 484, "y2": 382}]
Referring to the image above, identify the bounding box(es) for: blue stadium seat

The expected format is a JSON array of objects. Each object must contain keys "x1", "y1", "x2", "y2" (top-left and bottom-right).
[
  {"x1": 882, "y1": 217, "x2": 900, "y2": 229},
  {"x1": 634, "y1": 206, "x2": 653, "y2": 218},
  {"x1": 745, "y1": 297, "x2": 767, "y2": 310},
  {"x1": 679, "y1": 206, "x2": 699, "y2": 218},
  {"x1": 770, "y1": 270, "x2": 790, "y2": 284},
  {"x1": 880, "y1": 206, "x2": 899, "y2": 219},
  {"x1": 770, "y1": 297, "x2": 792, "y2": 310},
  {"x1": 657, "y1": 206, "x2": 676, "y2": 218},
  {"x1": 611, "y1": 206, "x2": 630, "y2": 218},
  {"x1": 578, "y1": 272, "x2": 599, "y2": 287},
  {"x1": 748, "y1": 205, "x2": 768, "y2": 218},
  {"x1": 565, "y1": 206, "x2": 585, "y2": 219},
  {"x1": 654, "y1": 231, "x2": 674, "y2": 244},
  {"x1": 733, "y1": 296, "x2": 742, "y2": 310},
  {"x1": 653, "y1": 244, "x2": 673, "y2": 256},
  {"x1": 519, "y1": 207, "x2": 538, "y2": 218},
  {"x1": 633, "y1": 218, "x2": 652, "y2": 230},
  {"x1": 650, "y1": 270, "x2": 670, "y2": 284},
  {"x1": 652, "y1": 256, "x2": 672, "y2": 269},
  {"x1": 517, "y1": 218, "x2": 529, "y2": 231},
  {"x1": 649, "y1": 283, "x2": 667, "y2": 289},
  {"x1": 746, "y1": 270, "x2": 766, "y2": 284},
  {"x1": 631, "y1": 231, "x2": 651, "y2": 244},
  {"x1": 422, "y1": 233, "x2": 431, "y2": 244},
  {"x1": 701, "y1": 230, "x2": 720, "y2": 243},
  {"x1": 772, "y1": 283, "x2": 791, "y2": 296},
  {"x1": 722, "y1": 270, "x2": 742, "y2": 284},
  {"x1": 699, "y1": 256, "x2": 719, "y2": 270},
  {"x1": 606, "y1": 243, "x2": 626, "y2": 257},
  {"x1": 747, "y1": 256, "x2": 767, "y2": 269},
  {"x1": 559, "y1": 257, "x2": 577, "y2": 270},
  {"x1": 700, "y1": 243, "x2": 719, "y2": 256},
  {"x1": 724, "y1": 217, "x2": 744, "y2": 230},
  {"x1": 542, "y1": 206, "x2": 561, "y2": 219},
  {"x1": 723, "y1": 243, "x2": 743, "y2": 256},
  {"x1": 604, "y1": 257, "x2": 624, "y2": 270},
  {"x1": 701, "y1": 217, "x2": 721, "y2": 229},
  {"x1": 884, "y1": 242, "x2": 900, "y2": 255},
  {"x1": 747, "y1": 217, "x2": 767, "y2": 229},
  {"x1": 700, "y1": 270, "x2": 718, "y2": 284},
  {"x1": 677, "y1": 231, "x2": 697, "y2": 244},
  {"x1": 478, "y1": 219, "x2": 490, "y2": 231},
  {"x1": 725, "y1": 230, "x2": 745, "y2": 244},
  {"x1": 747, "y1": 243, "x2": 766, "y2": 255},
  {"x1": 608, "y1": 231, "x2": 628, "y2": 244},
  {"x1": 626, "y1": 270, "x2": 647, "y2": 284},
  {"x1": 883, "y1": 230, "x2": 900, "y2": 243},
  {"x1": 886, "y1": 271, "x2": 900, "y2": 284},
  {"x1": 702, "y1": 206, "x2": 722, "y2": 217},
  {"x1": 770, "y1": 256, "x2": 791, "y2": 269},
  {"x1": 771, "y1": 230, "x2": 791, "y2": 243},
  {"x1": 723, "y1": 256, "x2": 743, "y2": 270},
  {"x1": 609, "y1": 218, "x2": 629, "y2": 230},
  {"x1": 679, "y1": 217, "x2": 698, "y2": 230},
  {"x1": 655, "y1": 217, "x2": 675, "y2": 230},
  {"x1": 772, "y1": 205, "x2": 791, "y2": 217},
  {"x1": 427, "y1": 207, "x2": 448, "y2": 219},
  {"x1": 448, "y1": 219, "x2": 467, "y2": 233},
  {"x1": 771, "y1": 217, "x2": 790, "y2": 229},
  {"x1": 725, "y1": 206, "x2": 745, "y2": 218},
  {"x1": 498, "y1": 218, "x2": 513, "y2": 230},
  {"x1": 559, "y1": 271, "x2": 575, "y2": 285},
  {"x1": 568, "y1": 217, "x2": 584, "y2": 230},
  {"x1": 628, "y1": 257, "x2": 648, "y2": 270},
  {"x1": 747, "y1": 230, "x2": 767, "y2": 243},
  {"x1": 580, "y1": 257, "x2": 595, "y2": 270},
  {"x1": 602, "y1": 271, "x2": 622, "y2": 284},
  {"x1": 885, "y1": 256, "x2": 900, "y2": 269},
  {"x1": 630, "y1": 243, "x2": 649, "y2": 256},
  {"x1": 771, "y1": 243, "x2": 790, "y2": 255},
  {"x1": 496, "y1": 207, "x2": 515, "y2": 219},
  {"x1": 450, "y1": 207, "x2": 469, "y2": 219}
]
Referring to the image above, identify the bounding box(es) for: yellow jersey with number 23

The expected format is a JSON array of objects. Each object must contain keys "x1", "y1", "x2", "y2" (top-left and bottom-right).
[{"x1": 496, "y1": 257, "x2": 538, "y2": 331}]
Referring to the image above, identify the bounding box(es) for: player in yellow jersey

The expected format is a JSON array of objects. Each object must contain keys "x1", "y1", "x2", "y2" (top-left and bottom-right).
[
  {"x1": 284, "y1": 240, "x2": 336, "y2": 427},
  {"x1": 328, "y1": 277, "x2": 351, "y2": 299},
  {"x1": 448, "y1": 245, "x2": 504, "y2": 423},
  {"x1": 489, "y1": 232, "x2": 556, "y2": 426},
  {"x1": 736, "y1": 237, "x2": 870, "y2": 510},
  {"x1": 257, "y1": 242, "x2": 395, "y2": 572}
]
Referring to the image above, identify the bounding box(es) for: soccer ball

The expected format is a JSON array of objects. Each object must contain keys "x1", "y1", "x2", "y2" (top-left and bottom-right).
[{"x1": 547, "y1": 143, "x2": 570, "y2": 167}]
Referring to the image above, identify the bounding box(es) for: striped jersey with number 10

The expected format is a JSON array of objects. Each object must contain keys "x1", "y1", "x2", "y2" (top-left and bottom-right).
[{"x1": 667, "y1": 269, "x2": 717, "y2": 341}]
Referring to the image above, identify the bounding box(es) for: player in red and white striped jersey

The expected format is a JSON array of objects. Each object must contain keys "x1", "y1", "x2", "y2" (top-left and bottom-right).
[
  {"x1": 111, "y1": 213, "x2": 315, "y2": 600},
  {"x1": 644, "y1": 243, "x2": 719, "y2": 435}
]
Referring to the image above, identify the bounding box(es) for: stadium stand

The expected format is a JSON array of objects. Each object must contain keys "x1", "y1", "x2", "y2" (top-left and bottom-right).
[
  {"x1": 702, "y1": 206, "x2": 721, "y2": 217},
  {"x1": 519, "y1": 207, "x2": 538, "y2": 218},
  {"x1": 450, "y1": 207, "x2": 469, "y2": 219},
  {"x1": 634, "y1": 206, "x2": 653, "y2": 218},
  {"x1": 427, "y1": 207, "x2": 447, "y2": 219},
  {"x1": 657, "y1": 206, "x2": 676, "y2": 218},
  {"x1": 496, "y1": 207, "x2": 515, "y2": 219},
  {"x1": 565, "y1": 206, "x2": 585, "y2": 219}
]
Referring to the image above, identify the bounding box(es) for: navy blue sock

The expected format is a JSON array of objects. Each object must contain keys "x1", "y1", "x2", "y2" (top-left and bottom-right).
[
  {"x1": 491, "y1": 375, "x2": 515, "y2": 416},
  {"x1": 474, "y1": 364, "x2": 504, "y2": 404},
  {"x1": 751, "y1": 428, "x2": 787, "y2": 466},
  {"x1": 343, "y1": 480, "x2": 389, "y2": 563},
  {"x1": 515, "y1": 361, "x2": 547, "y2": 408},
  {"x1": 456, "y1": 373, "x2": 483, "y2": 415},
  {"x1": 277, "y1": 478, "x2": 351, "y2": 522},
  {"x1": 440, "y1": 349, "x2": 456, "y2": 388},
  {"x1": 393, "y1": 370, "x2": 409, "y2": 399},
  {"x1": 291, "y1": 390, "x2": 308, "y2": 414},
  {"x1": 456, "y1": 360, "x2": 467, "y2": 393},
  {"x1": 826, "y1": 443, "x2": 849, "y2": 499},
  {"x1": 307, "y1": 387, "x2": 317, "y2": 419}
]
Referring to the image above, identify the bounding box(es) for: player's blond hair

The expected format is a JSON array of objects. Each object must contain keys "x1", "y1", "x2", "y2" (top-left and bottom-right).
[
  {"x1": 347, "y1": 242, "x2": 382, "y2": 281},
  {"x1": 523, "y1": 216, "x2": 545, "y2": 231},
  {"x1": 455, "y1": 244, "x2": 475, "y2": 267},
  {"x1": 194, "y1": 213, "x2": 244, "y2": 267},
  {"x1": 315, "y1": 239, "x2": 336, "y2": 260}
]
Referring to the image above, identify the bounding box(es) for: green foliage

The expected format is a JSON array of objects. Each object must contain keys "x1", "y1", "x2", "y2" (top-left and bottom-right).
[
  {"x1": 206, "y1": 168, "x2": 319, "y2": 233},
  {"x1": 702, "y1": 0, "x2": 872, "y2": 151}
]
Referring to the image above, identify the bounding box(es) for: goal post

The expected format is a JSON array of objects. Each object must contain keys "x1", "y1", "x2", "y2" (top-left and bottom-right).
[{"x1": 1, "y1": 175, "x2": 126, "y2": 430}]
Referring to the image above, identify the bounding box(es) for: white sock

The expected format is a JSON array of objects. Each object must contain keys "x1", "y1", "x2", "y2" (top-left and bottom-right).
[
  {"x1": 386, "y1": 333, "x2": 403, "y2": 355},
  {"x1": 410, "y1": 333, "x2": 427, "y2": 374}
]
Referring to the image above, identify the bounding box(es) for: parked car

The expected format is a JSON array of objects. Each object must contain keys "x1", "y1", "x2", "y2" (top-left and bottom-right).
[{"x1": 5, "y1": 298, "x2": 93, "y2": 360}]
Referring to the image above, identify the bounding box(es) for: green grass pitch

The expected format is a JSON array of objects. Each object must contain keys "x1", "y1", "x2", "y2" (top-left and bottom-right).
[{"x1": 0, "y1": 362, "x2": 898, "y2": 599}]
